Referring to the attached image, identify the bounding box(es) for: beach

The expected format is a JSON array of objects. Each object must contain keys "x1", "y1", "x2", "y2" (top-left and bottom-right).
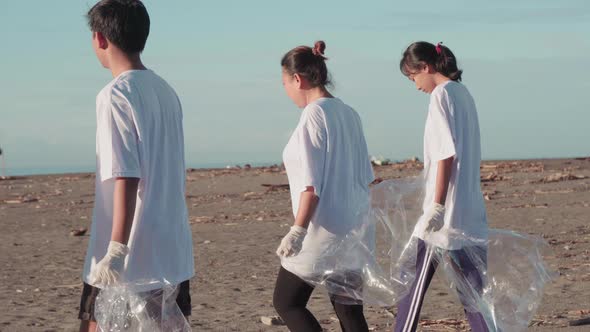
[{"x1": 1, "y1": 158, "x2": 589, "y2": 331}]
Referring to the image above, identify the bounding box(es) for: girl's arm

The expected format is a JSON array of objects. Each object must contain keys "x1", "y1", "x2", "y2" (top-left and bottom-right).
[{"x1": 434, "y1": 157, "x2": 454, "y2": 205}]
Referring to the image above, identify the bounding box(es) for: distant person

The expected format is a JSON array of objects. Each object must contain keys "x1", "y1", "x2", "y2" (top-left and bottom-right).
[
  {"x1": 273, "y1": 40, "x2": 374, "y2": 332},
  {"x1": 394, "y1": 41, "x2": 489, "y2": 332},
  {"x1": 79, "y1": 1, "x2": 194, "y2": 331},
  {"x1": 0, "y1": 147, "x2": 4, "y2": 177}
]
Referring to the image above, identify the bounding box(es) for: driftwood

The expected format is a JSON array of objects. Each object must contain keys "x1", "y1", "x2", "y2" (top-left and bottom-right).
[
  {"x1": 569, "y1": 317, "x2": 590, "y2": 326},
  {"x1": 261, "y1": 183, "x2": 290, "y2": 191}
]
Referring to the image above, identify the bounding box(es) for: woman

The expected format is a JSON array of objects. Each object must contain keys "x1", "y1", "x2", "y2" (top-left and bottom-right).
[{"x1": 273, "y1": 40, "x2": 374, "y2": 332}]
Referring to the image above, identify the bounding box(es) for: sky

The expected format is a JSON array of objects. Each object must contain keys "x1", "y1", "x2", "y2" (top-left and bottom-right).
[{"x1": 0, "y1": 0, "x2": 589, "y2": 174}]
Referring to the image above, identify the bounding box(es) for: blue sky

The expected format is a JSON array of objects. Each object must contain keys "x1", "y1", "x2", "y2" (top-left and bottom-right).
[{"x1": 0, "y1": 0, "x2": 589, "y2": 173}]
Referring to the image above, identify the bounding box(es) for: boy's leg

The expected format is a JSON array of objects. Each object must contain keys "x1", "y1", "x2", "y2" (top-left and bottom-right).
[
  {"x1": 143, "y1": 279, "x2": 192, "y2": 316},
  {"x1": 394, "y1": 239, "x2": 438, "y2": 332},
  {"x1": 450, "y1": 247, "x2": 489, "y2": 332},
  {"x1": 78, "y1": 283, "x2": 100, "y2": 332},
  {"x1": 273, "y1": 266, "x2": 322, "y2": 332},
  {"x1": 176, "y1": 280, "x2": 192, "y2": 317}
]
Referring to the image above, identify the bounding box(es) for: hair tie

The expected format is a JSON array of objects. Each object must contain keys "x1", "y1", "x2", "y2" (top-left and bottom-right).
[{"x1": 435, "y1": 42, "x2": 443, "y2": 55}]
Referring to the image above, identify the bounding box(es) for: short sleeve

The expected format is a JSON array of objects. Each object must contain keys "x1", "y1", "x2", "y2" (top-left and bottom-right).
[
  {"x1": 356, "y1": 113, "x2": 375, "y2": 186},
  {"x1": 427, "y1": 89, "x2": 456, "y2": 161},
  {"x1": 364, "y1": 152, "x2": 375, "y2": 186},
  {"x1": 296, "y1": 105, "x2": 327, "y2": 197},
  {"x1": 97, "y1": 87, "x2": 141, "y2": 181}
]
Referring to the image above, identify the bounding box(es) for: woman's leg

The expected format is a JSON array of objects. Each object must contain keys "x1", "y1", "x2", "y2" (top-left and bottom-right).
[
  {"x1": 273, "y1": 266, "x2": 322, "y2": 332},
  {"x1": 330, "y1": 298, "x2": 368, "y2": 332},
  {"x1": 328, "y1": 270, "x2": 369, "y2": 332},
  {"x1": 393, "y1": 239, "x2": 438, "y2": 332}
]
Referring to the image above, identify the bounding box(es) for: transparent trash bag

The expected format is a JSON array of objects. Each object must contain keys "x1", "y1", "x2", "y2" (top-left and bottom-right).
[
  {"x1": 95, "y1": 280, "x2": 191, "y2": 332},
  {"x1": 282, "y1": 177, "x2": 426, "y2": 306},
  {"x1": 288, "y1": 177, "x2": 555, "y2": 331},
  {"x1": 431, "y1": 229, "x2": 556, "y2": 332}
]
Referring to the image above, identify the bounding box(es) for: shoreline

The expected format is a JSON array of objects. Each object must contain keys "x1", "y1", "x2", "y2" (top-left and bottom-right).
[{"x1": 2, "y1": 156, "x2": 588, "y2": 179}]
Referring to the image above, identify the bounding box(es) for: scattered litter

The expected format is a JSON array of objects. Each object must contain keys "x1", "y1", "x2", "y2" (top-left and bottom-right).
[
  {"x1": 70, "y1": 228, "x2": 87, "y2": 237},
  {"x1": 481, "y1": 172, "x2": 503, "y2": 182},
  {"x1": 370, "y1": 156, "x2": 391, "y2": 166},
  {"x1": 261, "y1": 184, "x2": 290, "y2": 192},
  {"x1": 503, "y1": 203, "x2": 548, "y2": 210},
  {"x1": 260, "y1": 316, "x2": 285, "y2": 326},
  {"x1": 4, "y1": 196, "x2": 39, "y2": 204},
  {"x1": 539, "y1": 173, "x2": 588, "y2": 183}
]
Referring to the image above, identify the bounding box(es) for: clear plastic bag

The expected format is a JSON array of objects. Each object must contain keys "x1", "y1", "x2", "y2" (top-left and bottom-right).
[
  {"x1": 291, "y1": 177, "x2": 556, "y2": 331},
  {"x1": 282, "y1": 177, "x2": 426, "y2": 306},
  {"x1": 431, "y1": 229, "x2": 556, "y2": 331},
  {"x1": 95, "y1": 280, "x2": 191, "y2": 332}
]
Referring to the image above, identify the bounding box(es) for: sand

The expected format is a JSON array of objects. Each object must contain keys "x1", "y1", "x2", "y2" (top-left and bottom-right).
[{"x1": 1, "y1": 158, "x2": 589, "y2": 331}]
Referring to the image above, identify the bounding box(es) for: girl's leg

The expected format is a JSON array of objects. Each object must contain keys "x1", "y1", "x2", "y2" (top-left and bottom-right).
[
  {"x1": 394, "y1": 239, "x2": 438, "y2": 332},
  {"x1": 450, "y1": 247, "x2": 489, "y2": 332},
  {"x1": 273, "y1": 266, "x2": 322, "y2": 332}
]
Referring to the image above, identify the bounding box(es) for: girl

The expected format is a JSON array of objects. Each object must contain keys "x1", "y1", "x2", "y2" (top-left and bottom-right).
[
  {"x1": 273, "y1": 41, "x2": 374, "y2": 332},
  {"x1": 394, "y1": 41, "x2": 489, "y2": 332}
]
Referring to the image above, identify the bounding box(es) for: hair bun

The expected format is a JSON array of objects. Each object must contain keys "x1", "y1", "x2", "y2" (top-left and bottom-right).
[{"x1": 312, "y1": 40, "x2": 326, "y2": 58}]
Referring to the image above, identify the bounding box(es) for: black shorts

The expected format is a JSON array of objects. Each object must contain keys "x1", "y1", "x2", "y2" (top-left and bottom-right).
[{"x1": 78, "y1": 280, "x2": 191, "y2": 321}]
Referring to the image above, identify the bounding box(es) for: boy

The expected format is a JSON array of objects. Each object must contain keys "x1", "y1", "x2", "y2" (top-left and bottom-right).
[{"x1": 79, "y1": 1, "x2": 194, "y2": 331}]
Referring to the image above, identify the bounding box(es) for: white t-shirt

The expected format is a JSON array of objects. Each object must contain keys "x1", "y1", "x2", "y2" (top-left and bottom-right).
[
  {"x1": 83, "y1": 70, "x2": 194, "y2": 290},
  {"x1": 414, "y1": 80, "x2": 488, "y2": 250},
  {"x1": 281, "y1": 98, "x2": 374, "y2": 277}
]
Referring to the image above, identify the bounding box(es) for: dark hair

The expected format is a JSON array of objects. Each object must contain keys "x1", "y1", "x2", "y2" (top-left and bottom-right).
[
  {"x1": 87, "y1": 0, "x2": 150, "y2": 54},
  {"x1": 281, "y1": 41, "x2": 331, "y2": 88},
  {"x1": 400, "y1": 41, "x2": 462, "y2": 82}
]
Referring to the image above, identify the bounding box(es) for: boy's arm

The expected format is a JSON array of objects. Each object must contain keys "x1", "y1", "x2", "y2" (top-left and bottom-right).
[
  {"x1": 111, "y1": 177, "x2": 140, "y2": 244},
  {"x1": 89, "y1": 177, "x2": 139, "y2": 286}
]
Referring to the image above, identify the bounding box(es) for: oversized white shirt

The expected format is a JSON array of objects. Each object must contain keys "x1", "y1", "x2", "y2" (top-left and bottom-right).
[
  {"x1": 414, "y1": 80, "x2": 488, "y2": 250},
  {"x1": 281, "y1": 98, "x2": 374, "y2": 277},
  {"x1": 83, "y1": 70, "x2": 194, "y2": 290}
]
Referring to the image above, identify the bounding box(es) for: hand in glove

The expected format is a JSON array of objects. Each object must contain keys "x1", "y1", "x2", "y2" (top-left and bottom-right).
[
  {"x1": 89, "y1": 241, "x2": 129, "y2": 286},
  {"x1": 276, "y1": 225, "x2": 307, "y2": 257},
  {"x1": 424, "y1": 203, "x2": 445, "y2": 232}
]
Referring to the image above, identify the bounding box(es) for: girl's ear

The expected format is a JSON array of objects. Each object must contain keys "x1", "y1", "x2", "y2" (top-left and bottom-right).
[
  {"x1": 424, "y1": 63, "x2": 435, "y2": 74},
  {"x1": 293, "y1": 73, "x2": 303, "y2": 89}
]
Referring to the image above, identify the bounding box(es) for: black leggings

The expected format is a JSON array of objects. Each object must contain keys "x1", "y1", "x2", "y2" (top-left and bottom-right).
[{"x1": 273, "y1": 267, "x2": 369, "y2": 332}]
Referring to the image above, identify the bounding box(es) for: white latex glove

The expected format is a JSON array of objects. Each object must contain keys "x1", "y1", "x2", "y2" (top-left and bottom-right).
[
  {"x1": 424, "y1": 203, "x2": 445, "y2": 232},
  {"x1": 276, "y1": 225, "x2": 307, "y2": 257},
  {"x1": 89, "y1": 241, "x2": 129, "y2": 286}
]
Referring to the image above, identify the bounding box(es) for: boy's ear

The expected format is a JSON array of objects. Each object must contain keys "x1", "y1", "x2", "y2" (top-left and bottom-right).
[{"x1": 95, "y1": 32, "x2": 108, "y2": 50}]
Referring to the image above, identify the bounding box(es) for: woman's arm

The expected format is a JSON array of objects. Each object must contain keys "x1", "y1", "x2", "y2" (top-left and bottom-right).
[{"x1": 293, "y1": 186, "x2": 320, "y2": 229}]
